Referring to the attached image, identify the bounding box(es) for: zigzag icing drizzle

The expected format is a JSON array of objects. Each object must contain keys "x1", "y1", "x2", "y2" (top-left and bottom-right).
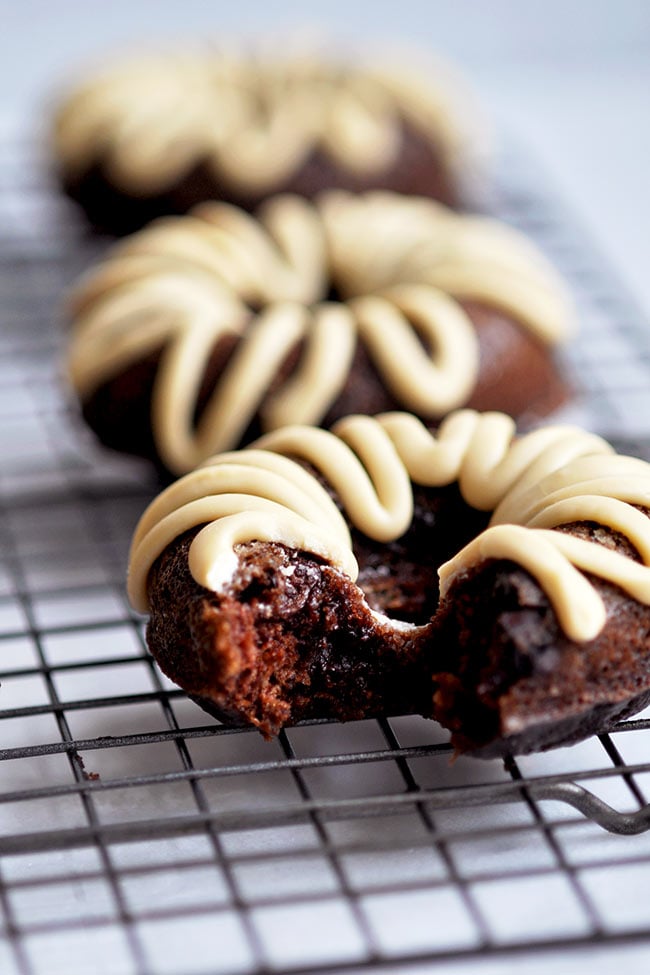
[
  {"x1": 69, "y1": 191, "x2": 573, "y2": 474},
  {"x1": 54, "y1": 50, "x2": 476, "y2": 193},
  {"x1": 128, "y1": 410, "x2": 650, "y2": 643}
]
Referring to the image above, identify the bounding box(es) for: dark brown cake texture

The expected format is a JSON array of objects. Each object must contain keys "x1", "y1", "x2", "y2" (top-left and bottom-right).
[
  {"x1": 128, "y1": 410, "x2": 650, "y2": 757},
  {"x1": 59, "y1": 123, "x2": 463, "y2": 237},
  {"x1": 53, "y1": 49, "x2": 482, "y2": 234},
  {"x1": 68, "y1": 192, "x2": 573, "y2": 478}
]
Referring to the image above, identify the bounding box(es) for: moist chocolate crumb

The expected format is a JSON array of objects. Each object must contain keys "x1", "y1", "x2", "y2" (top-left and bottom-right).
[{"x1": 145, "y1": 488, "x2": 650, "y2": 755}]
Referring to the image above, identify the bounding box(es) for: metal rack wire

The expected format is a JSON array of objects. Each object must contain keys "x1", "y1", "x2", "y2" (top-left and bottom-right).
[{"x1": 3, "y1": 134, "x2": 650, "y2": 975}]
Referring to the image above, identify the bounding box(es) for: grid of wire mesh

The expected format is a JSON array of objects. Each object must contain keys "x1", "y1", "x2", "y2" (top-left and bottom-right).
[{"x1": 3, "y1": 134, "x2": 650, "y2": 975}]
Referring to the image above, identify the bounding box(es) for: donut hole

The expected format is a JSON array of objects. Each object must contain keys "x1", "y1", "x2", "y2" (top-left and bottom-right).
[{"x1": 354, "y1": 483, "x2": 489, "y2": 625}]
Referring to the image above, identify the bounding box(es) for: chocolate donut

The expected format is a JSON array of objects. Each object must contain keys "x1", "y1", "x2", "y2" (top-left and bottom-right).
[
  {"x1": 68, "y1": 191, "x2": 573, "y2": 476},
  {"x1": 127, "y1": 410, "x2": 650, "y2": 756},
  {"x1": 53, "y1": 48, "x2": 483, "y2": 233}
]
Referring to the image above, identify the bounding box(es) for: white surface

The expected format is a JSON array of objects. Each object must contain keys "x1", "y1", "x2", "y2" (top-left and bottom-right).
[{"x1": 488, "y1": 63, "x2": 650, "y2": 319}]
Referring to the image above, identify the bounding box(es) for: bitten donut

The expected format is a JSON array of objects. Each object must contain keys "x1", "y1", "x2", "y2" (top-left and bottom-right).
[
  {"x1": 68, "y1": 191, "x2": 573, "y2": 476},
  {"x1": 128, "y1": 409, "x2": 650, "y2": 757},
  {"x1": 53, "y1": 47, "x2": 482, "y2": 233}
]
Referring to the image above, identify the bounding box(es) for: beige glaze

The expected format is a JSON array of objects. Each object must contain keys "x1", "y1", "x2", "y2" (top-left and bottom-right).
[
  {"x1": 69, "y1": 191, "x2": 574, "y2": 475},
  {"x1": 127, "y1": 409, "x2": 650, "y2": 643},
  {"x1": 54, "y1": 49, "x2": 476, "y2": 194}
]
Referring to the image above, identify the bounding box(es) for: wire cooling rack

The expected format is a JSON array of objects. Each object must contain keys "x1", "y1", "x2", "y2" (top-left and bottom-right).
[{"x1": 3, "y1": 135, "x2": 650, "y2": 975}]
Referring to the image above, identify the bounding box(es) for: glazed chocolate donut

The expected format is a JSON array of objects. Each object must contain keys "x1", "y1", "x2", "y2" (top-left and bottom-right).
[
  {"x1": 53, "y1": 48, "x2": 482, "y2": 233},
  {"x1": 68, "y1": 191, "x2": 573, "y2": 477},
  {"x1": 127, "y1": 409, "x2": 650, "y2": 756}
]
